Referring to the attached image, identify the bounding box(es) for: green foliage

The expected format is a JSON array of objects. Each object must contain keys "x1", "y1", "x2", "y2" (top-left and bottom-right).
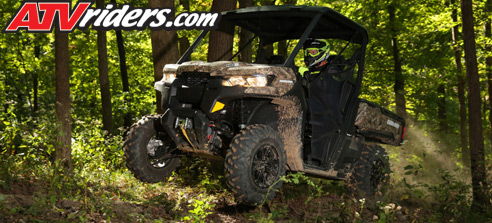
[
  {"x1": 1, "y1": 0, "x2": 492, "y2": 221},
  {"x1": 175, "y1": 157, "x2": 226, "y2": 193},
  {"x1": 282, "y1": 172, "x2": 324, "y2": 198},
  {"x1": 181, "y1": 195, "x2": 216, "y2": 222}
]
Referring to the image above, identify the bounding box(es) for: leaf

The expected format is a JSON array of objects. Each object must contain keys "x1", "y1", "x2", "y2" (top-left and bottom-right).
[
  {"x1": 0, "y1": 194, "x2": 8, "y2": 202},
  {"x1": 404, "y1": 165, "x2": 414, "y2": 170},
  {"x1": 67, "y1": 211, "x2": 78, "y2": 219},
  {"x1": 50, "y1": 195, "x2": 56, "y2": 205},
  {"x1": 400, "y1": 194, "x2": 409, "y2": 200},
  {"x1": 292, "y1": 177, "x2": 299, "y2": 184}
]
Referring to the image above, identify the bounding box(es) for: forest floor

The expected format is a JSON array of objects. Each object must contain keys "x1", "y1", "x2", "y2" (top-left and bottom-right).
[
  {"x1": 0, "y1": 174, "x2": 435, "y2": 223},
  {"x1": 1, "y1": 162, "x2": 489, "y2": 222},
  {"x1": 1, "y1": 122, "x2": 491, "y2": 222}
]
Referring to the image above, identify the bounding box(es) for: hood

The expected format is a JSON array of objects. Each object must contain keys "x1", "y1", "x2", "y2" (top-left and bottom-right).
[
  {"x1": 163, "y1": 61, "x2": 298, "y2": 96},
  {"x1": 176, "y1": 61, "x2": 296, "y2": 80}
]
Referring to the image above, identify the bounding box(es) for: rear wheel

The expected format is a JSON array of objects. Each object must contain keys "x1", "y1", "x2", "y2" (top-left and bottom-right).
[
  {"x1": 225, "y1": 125, "x2": 286, "y2": 205},
  {"x1": 348, "y1": 144, "x2": 390, "y2": 196},
  {"x1": 124, "y1": 115, "x2": 180, "y2": 183}
]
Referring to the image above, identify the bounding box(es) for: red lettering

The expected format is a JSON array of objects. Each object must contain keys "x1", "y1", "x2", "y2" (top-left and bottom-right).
[
  {"x1": 39, "y1": 2, "x2": 91, "y2": 31},
  {"x1": 4, "y1": 2, "x2": 91, "y2": 32},
  {"x1": 4, "y1": 3, "x2": 41, "y2": 31},
  {"x1": 37, "y1": 4, "x2": 58, "y2": 31}
]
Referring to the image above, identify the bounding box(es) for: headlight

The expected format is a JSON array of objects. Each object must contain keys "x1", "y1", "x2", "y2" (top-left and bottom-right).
[
  {"x1": 155, "y1": 72, "x2": 176, "y2": 91},
  {"x1": 160, "y1": 64, "x2": 179, "y2": 84},
  {"x1": 162, "y1": 73, "x2": 176, "y2": 84},
  {"x1": 222, "y1": 75, "x2": 268, "y2": 87}
]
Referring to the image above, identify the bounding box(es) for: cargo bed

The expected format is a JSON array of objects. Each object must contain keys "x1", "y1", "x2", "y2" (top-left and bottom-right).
[{"x1": 354, "y1": 99, "x2": 405, "y2": 146}]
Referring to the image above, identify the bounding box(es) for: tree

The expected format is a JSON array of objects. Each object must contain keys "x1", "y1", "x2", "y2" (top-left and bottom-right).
[
  {"x1": 149, "y1": 0, "x2": 180, "y2": 114},
  {"x1": 460, "y1": 0, "x2": 491, "y2": 211},
  {"x1": 485, "y1": 0, "x2": 492, "y2": 147},
  {"x1": 178, "y1": 36, "x2": 190, "y2": 57},
  {"x1": 238, "y1": 0, "x2": 254, "y2": 62},
  {"x1": 450, "y1": 0, "x2": 469, "y2": 166},
  {"x1": 388, "y1": 2, "x2": 406, "y2": 117},
  {"x1": 33, "y1": 38, "x2": 40, "y2": 114},
  {"x1": 111, "y1": 0, "x2": 131, "y2": 127},
  {"x1": 178, "y1": 0, "x2": 191, "y2": 57},
  {"x1": 54, "y1": 31, "x2": 72, "y2": 171},
  {"x1": 96, "y1": 0, "x2": 114, "y2": 134},
  {"x1": 262, "y1": 0, "x2": 275, "y2": 60},
  {"x1": 437, "y1": 84, "x2": 447, "y2": 133},
  {"x1": 208, "y1": 0, "x2": 237, "y2": 62},
  {"x1": 276, "y1": 0, "x2": 296, "y2": 58}
]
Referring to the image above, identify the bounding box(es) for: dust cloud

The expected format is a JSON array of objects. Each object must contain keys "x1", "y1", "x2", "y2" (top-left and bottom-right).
[{"x1": 385, "y1": 119, "x2": 471, "y2": 186}]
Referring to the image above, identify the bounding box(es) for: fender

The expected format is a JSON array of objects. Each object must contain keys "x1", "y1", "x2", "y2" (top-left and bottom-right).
[
  {"x1": 246, "y1": 100, "x2": 279, "y2": 129},
  {"x1": 246, "y1": 96, "x2": 305, "y2": 172}
]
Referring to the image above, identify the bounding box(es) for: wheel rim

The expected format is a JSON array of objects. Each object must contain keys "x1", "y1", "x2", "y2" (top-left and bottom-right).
[
  {"x1": 370, "y1": 158, "x2": 386, "y2": 189},
  {"x1": 251, "y1": 144, "x2": 280, "y2": 189},
  {"x1": 147, "y1": 137, "x2": 176, "y2": 169}
]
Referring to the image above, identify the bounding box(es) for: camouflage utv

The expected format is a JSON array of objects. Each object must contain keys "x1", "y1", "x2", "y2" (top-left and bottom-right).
[{"x1": 124, "y1": 5, "x2": 406, "y2": 205}]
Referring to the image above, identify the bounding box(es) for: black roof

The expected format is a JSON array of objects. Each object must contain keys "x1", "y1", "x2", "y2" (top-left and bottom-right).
[{"x1": 222, "y1": 5, "x2": 368, "y2": 45}]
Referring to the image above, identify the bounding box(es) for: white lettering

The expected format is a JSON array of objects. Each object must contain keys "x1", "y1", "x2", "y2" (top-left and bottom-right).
[
  {"x1": 174, "y1": 12, "x2": 187, "y2": 26},
  {"x1": 137, "y1": 9, "x2": 159, "y2": 27},
  {"x1": 79, "y1": 9, "x2": 100, "y2": 27},
  {"x1": 102, "y1": 5, "x2": 129, "y2": 27},
  {"x1": 94, "y1": 4, "x2": 114, "y2": 26},
  {"x1": 196, "y1": 13, "x2": 218, "y2": 27},
  {"x1": 150, "y1": 9, "x2": 171, "y2": 27},
  {"x1": 184, "y1": 13, "x2": 199, "y2": 27},
  {"x1": 121, "y1": 9, "x2": 142, "y2": 27}
]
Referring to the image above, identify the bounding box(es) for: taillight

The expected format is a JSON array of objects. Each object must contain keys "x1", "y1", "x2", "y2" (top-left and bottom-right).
[{"x1": 402, "y1": 127, "x2": 406, "y2": 140}]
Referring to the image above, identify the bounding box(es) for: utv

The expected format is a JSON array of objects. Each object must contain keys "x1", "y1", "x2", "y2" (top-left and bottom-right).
[{"x1": 124, "y1": 5, "x2": 405, "y2": 205}]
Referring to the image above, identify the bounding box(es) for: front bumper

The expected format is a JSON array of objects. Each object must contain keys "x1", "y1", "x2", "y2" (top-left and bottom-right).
[
  {"x1": 154, "y1": 72, "x2": 285, "y2": 157},
  {"x1": 160, "y1": 108, "x2": 210, "y2": 150},
  {"x1": 155, "y1": 73, "x2": 251, "y2": 120}
]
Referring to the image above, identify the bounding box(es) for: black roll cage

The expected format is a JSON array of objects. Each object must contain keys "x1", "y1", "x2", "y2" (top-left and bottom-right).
[{"x1": 177, "y1": 5, "x2": 368, "y2": 98}]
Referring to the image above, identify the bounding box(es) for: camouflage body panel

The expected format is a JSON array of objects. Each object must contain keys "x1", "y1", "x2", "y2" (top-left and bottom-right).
[
  {"x1": 176, "y1": 61, "x2": 297, "y2": 96},
  {"x1": 272, "y1": 96, "x2": 304, "y2": 171},
  {"x1": 355, "y1": 101, "x2": 404, "y2": 146}
]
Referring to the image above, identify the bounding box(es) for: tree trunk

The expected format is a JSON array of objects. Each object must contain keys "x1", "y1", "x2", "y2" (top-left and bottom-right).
[
  {"x1": 208, "y1": 0, "x2": 237, "y2": 62},
  {"x1": 238, "y1": 0, "x2": 254, "y2": 62},
  {"x1": 238, "y1": 26, "x2": 253, "y2": 62},
  {"x1": 485, "y1": 0, "x2": 492, "y2": 148},
  {"x1": 110, "y1": 0, "x2": 131, "y2": 127},
  {"x1": 460, "y1": 0, "x2": 491, "y2": 211},
  {"x1": 180, "y1": 0, "x2": 190, "y2": 11},
  {"x1": 278, "y1": 40, "x2": 287, "y2": 58},
  {"x1": 149, "y1": 0, "x2": 180, "y2": 114},
  {"x1": 388, "y1": 3, "x2": 406, "y2": 117},
  {"x1": 264, "y1": 44, "x2": 274, "y2": 60},
  {"x1": 116, "y1": 30, "x2": 131, "y2": 127},
  {"x1": 276, "y1": 0, "x2": 294, "y2": 59},
  {"x1": 33, "y1": 41, "x2": 40, "y2": 114},
  {"x1": 437, "y1": 84, "x2": 447, "y2": 133},
  {"x1": 178, "y1": 0, "x2": 190, "y2": 58},
  {"x1": 450, "y1": 0, "x2": 469, "y2": 166},
  {"x1": 54, "y1": 31, "x2": 72, "y2": 172},
  {"x1": 96, "y1": 0, "x2": 114, "y2": 134},
  {"x1": 179, "y1": 37, "x2": 190, "y2": 57}
]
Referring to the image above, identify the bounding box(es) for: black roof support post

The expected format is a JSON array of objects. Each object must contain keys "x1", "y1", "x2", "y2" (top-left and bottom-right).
[{"x1": 283, "y1": 12, "x2": 323, "y2": 67}]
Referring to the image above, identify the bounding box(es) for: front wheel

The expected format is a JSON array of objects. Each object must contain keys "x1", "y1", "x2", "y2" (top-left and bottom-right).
[
  {"x1": 348, "y1": 144, "x2": 390, "y2": 197},
  {"x1": 124, "y1": 115, "x2": 180, "y2": 183},
  {"x1": 225, "y1": 124, "x2": 286, "y2": 205}
]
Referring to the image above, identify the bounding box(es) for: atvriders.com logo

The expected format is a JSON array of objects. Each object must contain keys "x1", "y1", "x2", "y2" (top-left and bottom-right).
[{"x1": 3, "y1": 0, "x2": 221, "y2": 33}]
